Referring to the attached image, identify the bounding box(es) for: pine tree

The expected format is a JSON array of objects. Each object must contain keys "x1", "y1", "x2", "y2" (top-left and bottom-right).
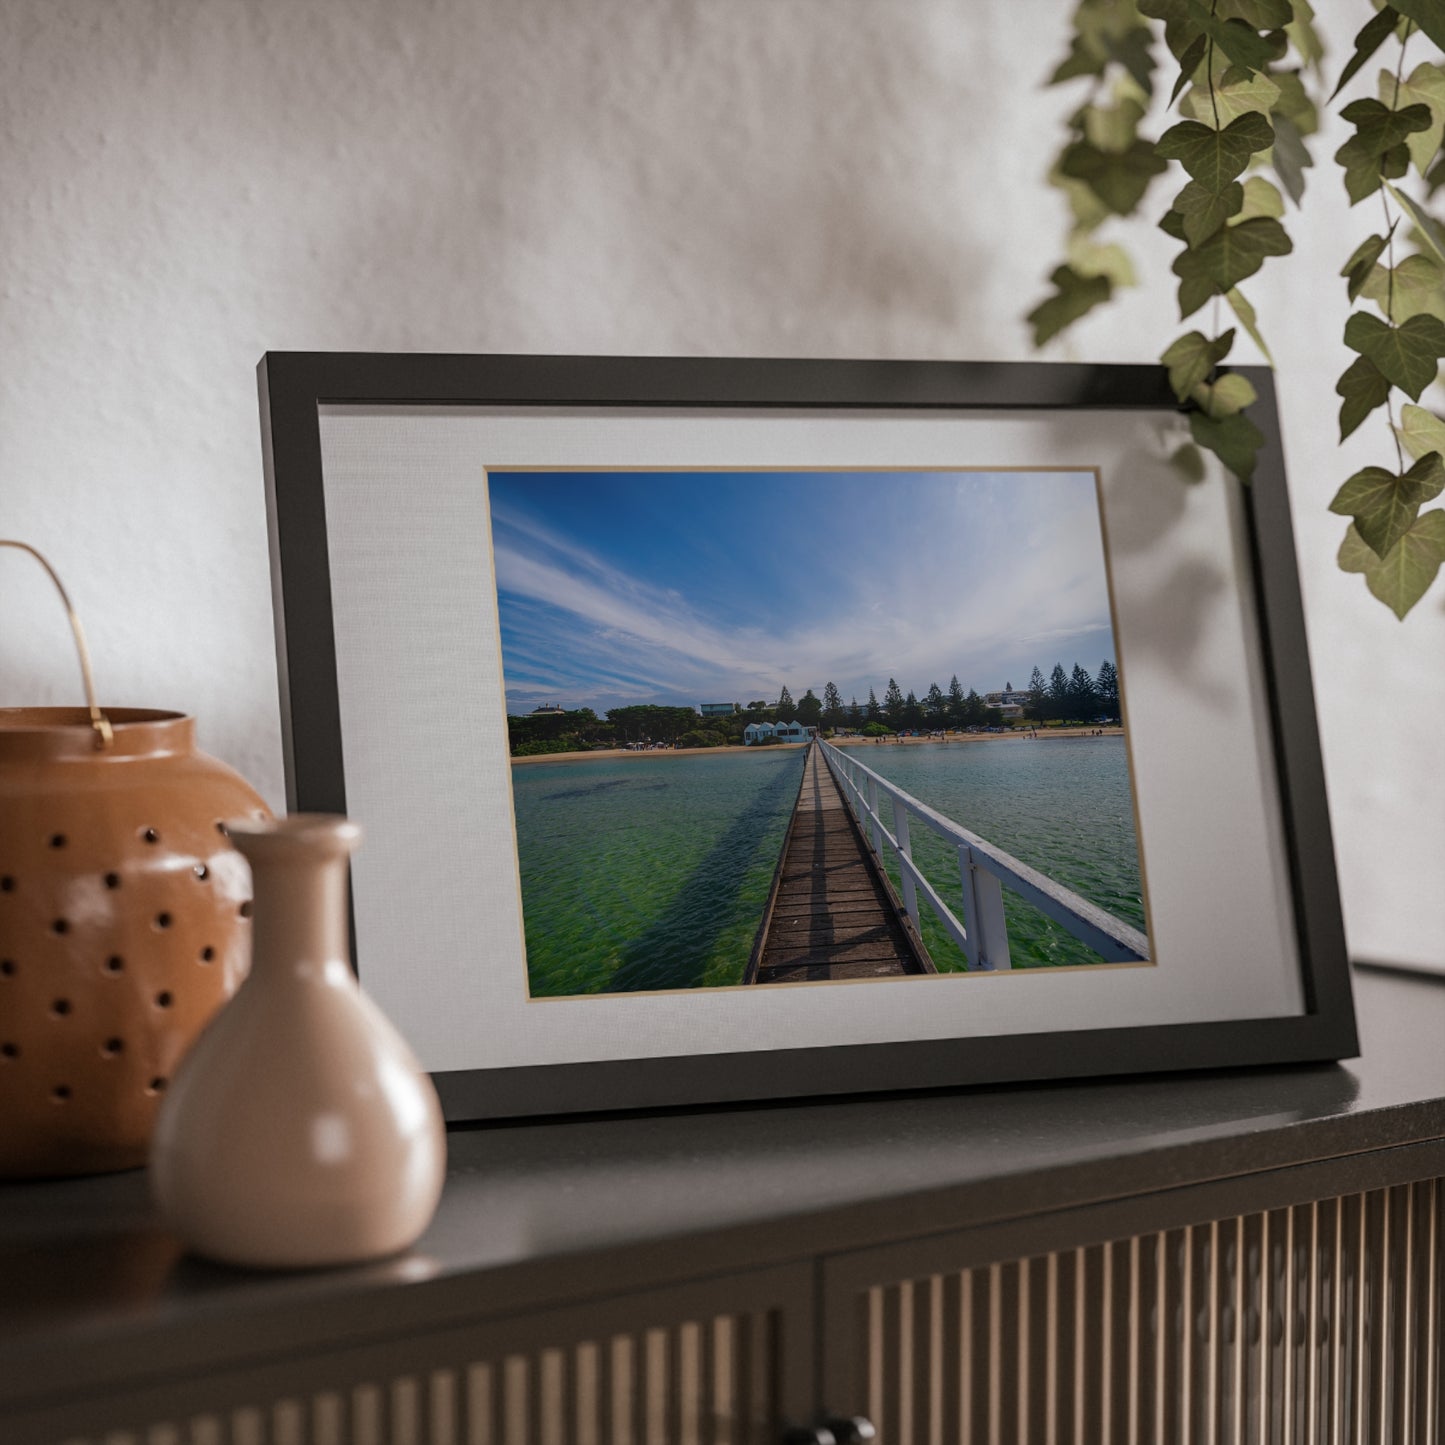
[
  {"x1": 796, "y1": 688, "x2": 823, "y2": 727},
  {"x1": 776, "y1": 684, "x2": 796, "y2": 722},
  {"x1": 947, "y1": 674, "x2": 966, "y2": 729},
  {"x1": 883, "y1": 678, "x2": 905, "y2": 727},
  {"x1": 1048, "y1": 663, "x2": 1069, "y2": 721},
  {"x1": 823, "y1": 681, "x2": 843, "y2": 730},
  {"x1": 849, "y1": 695, "x2": 863, "y2": 728},
  {"x1": 866, "y1": 687, "x2": 880, "y2": 723},
  {"x1": 1027, "y1": 666, "x2": 1047, "y2": 722},
  {"x1": 1069, "y1": 663, "x2": 1097, "y2": 719},
  {"x1": 1095, "y1": 659, "x2": 1119, "y2": 716},
  {"x1": 965, "y1": 687, "x2": 986, "y2": 726},
  {"x1": 903, "y1": 690, "x2": 925, "y2": 731},
  {"x1": 925, "y1": 682, "x2": 947, "y2": 729}
]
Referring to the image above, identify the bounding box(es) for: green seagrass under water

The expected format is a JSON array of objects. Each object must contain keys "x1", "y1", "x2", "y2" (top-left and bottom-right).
[
  {"x1": 512, "y1": 736, "x2": 1146, "y2": 996},
  {"x1": 513, "y1": 748, "x2": 806, "y2": 996}
]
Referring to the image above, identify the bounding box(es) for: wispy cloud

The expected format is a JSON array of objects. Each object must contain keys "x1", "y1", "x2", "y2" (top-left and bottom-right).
[{"x1": 489, "y1": 472, "x2": 1117, "y2": 711}]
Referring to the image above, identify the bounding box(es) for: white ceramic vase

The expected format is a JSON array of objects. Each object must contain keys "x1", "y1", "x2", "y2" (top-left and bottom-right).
[{"x1": 150, "y1": 814, "x2": 446, "y2": 1268}]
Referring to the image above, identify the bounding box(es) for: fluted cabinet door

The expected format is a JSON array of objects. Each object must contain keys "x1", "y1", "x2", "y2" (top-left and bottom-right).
[
  {"x1": 7, "y1": 1264, "x2": 814, "y2": 1445},
  {"x1": 821, "y1": 1181, "x2": 1443, "y2": 1445}
]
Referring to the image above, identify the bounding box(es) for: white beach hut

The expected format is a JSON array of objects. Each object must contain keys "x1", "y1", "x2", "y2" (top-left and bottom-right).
[{"x1": 743, "y1": 721, "x2": 776, "y2": 745}]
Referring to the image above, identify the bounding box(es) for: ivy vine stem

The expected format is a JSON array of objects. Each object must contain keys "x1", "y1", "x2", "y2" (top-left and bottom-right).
[{"x1": 1206, "y1": 2, "x2": 1220, "y2": 419}]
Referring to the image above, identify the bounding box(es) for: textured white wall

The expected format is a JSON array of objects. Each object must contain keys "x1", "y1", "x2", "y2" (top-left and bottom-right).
[{"x1": 2, "y1": 0, "x2": 1439, "y2": 969}]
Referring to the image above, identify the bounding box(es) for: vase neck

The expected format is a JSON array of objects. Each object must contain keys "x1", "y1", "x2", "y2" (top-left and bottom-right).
[
  {"x1": 228, "y1": 816, "x2": 362, "y2": 974},
  {"x1": 248, "y1": 851, "x2": 352, "y2": 972}
]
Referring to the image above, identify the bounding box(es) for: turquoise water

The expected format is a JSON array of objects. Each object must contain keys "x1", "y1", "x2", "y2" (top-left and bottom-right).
[
  {"x1": 848, "y1": 737, "x2": 1146, "y2": 970},
  {"x1": 512, "y1": 748, "x2": 806, "y2": 996}
]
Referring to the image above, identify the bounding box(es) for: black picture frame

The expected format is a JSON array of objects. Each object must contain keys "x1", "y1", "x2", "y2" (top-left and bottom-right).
[{"x1": 257, "y1": 352, "x2": 1356, "y2": 1121}]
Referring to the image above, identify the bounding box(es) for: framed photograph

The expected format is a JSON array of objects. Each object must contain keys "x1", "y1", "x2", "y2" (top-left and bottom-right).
[{"x1": 258, "y1": 354, "x2": 1355, "y2": 1120}]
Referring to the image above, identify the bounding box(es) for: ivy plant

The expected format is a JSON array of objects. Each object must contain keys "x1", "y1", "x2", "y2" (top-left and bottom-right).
[
  {"x1": 1029, "y1": 0, "x2": 1164, "y2": 345},
  {"x1": 1032, "y1": 0, "x2": 1445, "y2": 617},
  {"x1": 1327, "y1": 4, "x2": 1445, "y2": 618}
]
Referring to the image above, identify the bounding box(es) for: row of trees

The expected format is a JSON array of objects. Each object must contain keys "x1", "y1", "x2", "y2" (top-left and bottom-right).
[
  {"x1": 737, "y1": 660, "x2": 1119, "y2": 734},
  {"x1": 505, "y1": 661, "x2": 1120, "y2": 756}
]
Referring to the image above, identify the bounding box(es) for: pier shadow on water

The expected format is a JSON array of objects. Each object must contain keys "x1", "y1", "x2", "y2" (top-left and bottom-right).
[{"x1": 603, "y1": 755, "x2": 804, "y2": 993}]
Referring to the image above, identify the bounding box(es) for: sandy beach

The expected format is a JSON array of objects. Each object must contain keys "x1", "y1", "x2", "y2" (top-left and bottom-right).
[{"x1": 510, "y1": 726, "x2": 1124, "y2": 765}]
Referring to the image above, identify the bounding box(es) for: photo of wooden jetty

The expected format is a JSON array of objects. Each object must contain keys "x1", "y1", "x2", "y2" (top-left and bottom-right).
[{"x1": 488, "y1": 467, "x2": 1151, "y2": 997}]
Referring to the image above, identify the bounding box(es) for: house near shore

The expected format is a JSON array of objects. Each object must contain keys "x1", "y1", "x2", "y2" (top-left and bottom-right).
[
  {"x1": 743, "y1": 719, "x2": 815, "y2": 744},
  {"x1": 983, "y1": 687, "x2": 1030, "y2": 720}
]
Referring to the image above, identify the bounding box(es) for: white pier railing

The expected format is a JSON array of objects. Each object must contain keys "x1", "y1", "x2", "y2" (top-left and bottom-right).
[{"x1": 818, "y1": 740, "x2": 1149, "y2": 971}]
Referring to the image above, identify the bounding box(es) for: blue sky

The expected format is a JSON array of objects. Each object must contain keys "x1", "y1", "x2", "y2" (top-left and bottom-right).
[{"x1": 487, "y1": 470, "x2": 1118, "y2": 716}]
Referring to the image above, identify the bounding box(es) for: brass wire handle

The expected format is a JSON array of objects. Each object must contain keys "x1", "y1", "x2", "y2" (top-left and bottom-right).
[{"x1": 0, "y1": 540, "x2": 113, "y2": 749}]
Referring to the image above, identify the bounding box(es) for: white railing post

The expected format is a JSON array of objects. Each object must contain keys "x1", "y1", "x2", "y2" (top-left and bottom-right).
[
  {"x1": 959, "y1": 843, "x2": 1011, "y2": 971},
  {"x1": 894, "y1": 799, "x2": 919, "y2": 933},
  {"x1": 820, "y1": 740, "x2": 1135, "y2": 971},
  {"x1": 956, "y1": 843, "x2": 981, "y2": 971}
]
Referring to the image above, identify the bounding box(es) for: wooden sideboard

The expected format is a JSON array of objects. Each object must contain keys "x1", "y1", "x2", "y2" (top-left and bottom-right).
[{"x1": 3, "y1": 965, "x2": 1443, "y2": 1445}]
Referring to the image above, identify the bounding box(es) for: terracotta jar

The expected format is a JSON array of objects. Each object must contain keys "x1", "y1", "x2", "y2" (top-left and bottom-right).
[
  {"x1": 150, "y1": 815, "x2": 447, "y2": 1269},
  {"x1": 0, "y1": 707, "x2": 270, "y2": 1177}
]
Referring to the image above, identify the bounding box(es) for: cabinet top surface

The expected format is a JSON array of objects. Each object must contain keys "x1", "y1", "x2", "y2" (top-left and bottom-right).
[{"x1": 2, "y1": 964, "x2": 1443, "y2": 1404}]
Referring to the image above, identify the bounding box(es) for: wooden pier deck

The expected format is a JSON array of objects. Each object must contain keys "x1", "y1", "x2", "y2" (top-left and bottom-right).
[{"x1": 750, "y1": 743, "x2": 933, "y2": 984}]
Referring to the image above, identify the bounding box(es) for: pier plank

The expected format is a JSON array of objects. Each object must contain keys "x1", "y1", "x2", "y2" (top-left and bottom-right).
[{"x1": 751, "y1": 743, "x2": 933, "y2": 985}]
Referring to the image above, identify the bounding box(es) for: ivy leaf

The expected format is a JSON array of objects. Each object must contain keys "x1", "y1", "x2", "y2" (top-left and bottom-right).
[
  {"x1": 1028, "y1": 265, "x2": 1113, "y2": 346},
  {"x1": 1395, "y1": 402, "x2": 1445, "y2": 460},
  {"x1": 1138, "y1": 0, "x2": 1206, "y2": 62},
  {"x1": 1158, "y1": 113, "x2": 1275, "y2": 191},
  {"x1": 1269, "y1": 111, "x2": 1313, "y2": 205},
  {"x1": 1050, "y1": 0, "x2": 1156, "y2": 84},
  {"x1": 1359, "y1": 252, "x2": 1445, "y2": 322},
  {"x1": 1051, "y1": 35, "x2": 1110, "y2": 85},
  {"x1": 1335, "y1": 99, "x2": 1433, "y2": 204},
  {"x1": 1084, "y1": 96, "x2": 1149, "y2": 153},
  {"x1": 1235, "y1": 175, "x2": 1285, "y2": 222},
  {"x1": 1286, "y1": 0, "x2": 1326, "y2": 71},
  {"x1": 1177, "y1": 178, "x2": 1246, "y2": 244},
  {"x1": 1341, "y1": 231, "x2": 1392, "y2": 301},
  {"x1": 1271, "y1": 70, "x2": 1320, "y2": 134},
  {"x1": 1384, "y1": 179, "x2": 1445, "y2": 265},
  {"x1": 1183, "y1": 0, "x2": 1282, "y2": 73},
  {"x1": 1339, "y1": 98, "x2": 1434, "y2": 155},
  {"x1": 1393, "y1": 0, "x2": 1445, "y2": 55},
  {"x1": 1050, "y1": 162, "x2": 1114, "y2": 232},
  {"x1": 1343, "y1": 310, "x2": 1445, "y2": 398},
  {"x1": 1383, "y1": 62, "x2": 1445, "y2": 174},
  {"x1": 1159, "y1": 208, "x2": 1188, "y2": 241},
  {"x1": 1215, "y1": 0, "x2": 1293, "y2": 26},
  {"x1": 1226, "y1": 286, "x2": 1274, "y2": 363},
  {"x1": 1180, "y1": 66, "x2": 1282, "y2": 126},
  {"x1": 1192, "y1": 371, "x2": 1259, "y2": 415},
  {"x1": 1059, "y1": 138, "x2": 1170, "y2": 215},
  {"x1": 1067, "y1": 235, "x2": 1138, "y2": 287},
  {"x1": 1189, "y1": 407, "x2": 1266, "y2": 483},
  {"x1": 1102, "y1": 27, "x2": 1160, "y2": 96},
  {"x1": 1171, "y1": 33, "x2": 1209, "y2": 105},
  {"x1": 1336, "y1": 353, "x2": 1392, "y2": 439},
  {"x1": 1338, "y1": 511, "x2": 1445, "y2": 618},
  {"x1": 1330, "y1": 5, "x2": 1402, "y2": 101},
  {"x1": 1161, "y1": 327, "x2": 1236, "y2": 401},
  {"x1": 1328, "y1": 452, "x2": 1445, "y2": 557},
  {"x1": 1173, "y1": 216, "x2": 1293, "y2": 317}
]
